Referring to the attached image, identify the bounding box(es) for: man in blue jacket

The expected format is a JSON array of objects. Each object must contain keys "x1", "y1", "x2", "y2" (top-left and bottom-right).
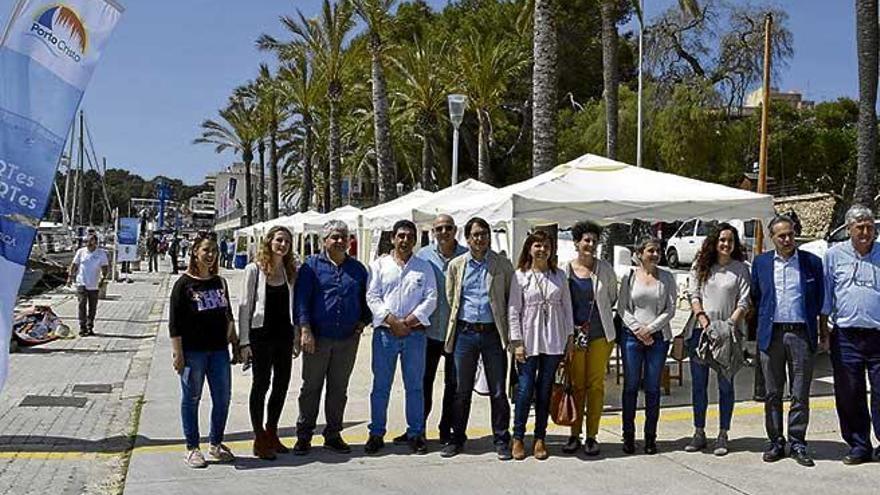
[{"x1": 750, "y1": 215, "x2": 824, "y2": 467}]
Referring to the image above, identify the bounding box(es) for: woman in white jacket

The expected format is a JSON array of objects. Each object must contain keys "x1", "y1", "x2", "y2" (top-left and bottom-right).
[{"x1": 239, "y1": 226, "x2": 298, "y2": 460}]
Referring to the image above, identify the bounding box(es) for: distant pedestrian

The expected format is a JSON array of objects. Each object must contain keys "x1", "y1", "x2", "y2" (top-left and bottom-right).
[
  {"x1": 821, "y1": 205, "x2": 880, "y2": 465},
  {"x1": 294, "y1": 220, "x2": 370, "y2": 456},
  {"x1": 562, "y1": 221, "x2": 618, "y2": 457},
  {"x1": 410, "y1": 214, "x2": 466, "y2": 447},
  {"x1": 685, "y1": 223, "x2": 751, "y2": 456},
  {"x1": 147, "y1": 233, "x2": 159, "y2": 272},
  {"x1": 227, "y1": 238, "x2": 235, "y2": 269},
  {"x1": 67, "y1": 234, "x2": 109, "y2": 337},
  {"x1": 751, "y1": 215, "x2": 823, "y2": 467},
  {"x1": 169, "y1": 234, "x2": 236, "y2": 468},
  {"x1": 441, "y1": 217, "x2": 515, "y2": 461},
  {"x1": 617, "y1": 237, "x2": 677, "y2": 455},
  {"x1": 219, "y1": 237, "x2": 228, "y2": 268},
  {"x1": 170, "y1": 236, "x2": 181, "y2": 274},
  {"x1": 238, "y1": 226, "x2": 299, "y2": 460},
  {"x1": 364, "y1": 220, "x2": 437, "y2": 455},
  {"x1": 509, "y1": 230, "x2": 574, "y2": 461},
  {"x1": 180, "y1": 236, "x2": 191, "y2": 259}
]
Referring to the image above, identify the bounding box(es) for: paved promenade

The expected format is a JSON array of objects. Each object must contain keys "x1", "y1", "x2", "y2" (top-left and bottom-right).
[
  {"x1": 1, "y1": 263, "x2": 875, "y2": 494},
  {"x1": 0, "y1": 268, "x2": 169, "y2": 495}
]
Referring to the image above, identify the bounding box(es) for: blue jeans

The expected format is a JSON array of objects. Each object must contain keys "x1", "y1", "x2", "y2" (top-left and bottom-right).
[
  {"x1": 688, "y1": 328, "x2": 735, "y2": 430},
  {"x1": 452, "y1": 327, "x2": 510, "y2": 446},
  {"x1": 513, "y1": 354, "x2": 563, "y2": 440},
  {"x1": 369, "y1": 328, "x2": 427, "y2": 438},
  {"x1": 179, "y1": 349, "x2": 231, "y2": 449},
  {"x1": 621, "y1": 331, "x2": 670, "y2": 437},
  {"x1": 830, "y1": 327, "x2": 880, "y2": 457}
]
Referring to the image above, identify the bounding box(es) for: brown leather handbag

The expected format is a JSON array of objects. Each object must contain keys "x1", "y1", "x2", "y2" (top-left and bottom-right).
[{"x1": 550, "y1": 359, "x2": 577, "y2": 426}]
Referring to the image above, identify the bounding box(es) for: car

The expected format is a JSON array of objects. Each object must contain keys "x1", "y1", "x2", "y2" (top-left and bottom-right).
[
  {"x1": 665, "y1": 218, "x2": 756, "y2": 269},
  {"x1": 798, "y1": 220, "x2": 880, "y2": 260}
]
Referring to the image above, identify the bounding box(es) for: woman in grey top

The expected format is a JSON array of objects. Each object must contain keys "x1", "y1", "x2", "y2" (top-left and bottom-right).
[
  {"x1": 685, "y1": 223, "x2": 751, "y2": 456},
  {"x1": 618, "y1": 238, "x2": 677, "y2": 455}
]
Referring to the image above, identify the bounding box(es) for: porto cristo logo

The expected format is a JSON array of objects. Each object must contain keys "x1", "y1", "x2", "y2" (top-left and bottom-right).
[{"x1": 29, "y1": 4, "x2": 88, "y2": 63}]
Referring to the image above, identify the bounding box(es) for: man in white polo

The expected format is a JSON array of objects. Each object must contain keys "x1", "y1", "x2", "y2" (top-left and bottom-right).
[{"x1": 68, "y1": 234, "x2": 110, "y2": 336}]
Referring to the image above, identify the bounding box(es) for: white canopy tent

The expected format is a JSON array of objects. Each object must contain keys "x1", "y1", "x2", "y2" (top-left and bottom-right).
[
  {"x1": 303, "y1": 205, "x2": 364, "y2": 235},
  {"x1": 413, "y1": 154, "x2": 776, "y2": 259}
]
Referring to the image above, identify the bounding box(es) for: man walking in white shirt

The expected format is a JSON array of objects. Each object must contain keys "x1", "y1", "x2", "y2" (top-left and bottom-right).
[
  {"x1": 365, "y1": 219, "x2": 437, "y2": 455},
  {"x1": 68, "y1": 234, "x2": 110, "y2": 336}
]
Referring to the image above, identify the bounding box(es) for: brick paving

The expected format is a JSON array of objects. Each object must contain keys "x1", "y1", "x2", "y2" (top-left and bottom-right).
[{"x1": 0, "y1": 265, "x2": 170, "y2": 495}]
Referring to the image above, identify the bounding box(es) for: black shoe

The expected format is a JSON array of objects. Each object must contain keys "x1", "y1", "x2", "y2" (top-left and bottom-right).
[
  {"x1": 561, "y1": 436, "x2": 581, "y2": 454},
  {"x1": 622, "y1": 433, "x2": 636, "y2": 454},
  {"x1": 496, "y1": 443, "x2": 512, "y2": 461},
  {"x1": 79, "y1": 328, "x2": 89, "y2": 337},
  {"x1": 292, "y1": 438, "x2": 311, "y2": 456},
  {"x1": 440, "y1": 443, "x2": 461, "y2": 458},
  {"x1": 762, "y1": 443, "x2": 786, "y2": 463},
  {"x1": 439, "y1": 432, "x2": 452, "y2": 446},
  {"x1": 392, "y1": 433, "x2": 409, "y2": 445},
  {"x1": 842, "y1": 452, "x2": 872, "y2": 465},
  {"x1": 791, "y1": 447, "x2": 815, "y2": 467},
  {"x1": 644, "y1": 436, "x2": 658, "y2": 455},
  {"x1": 364, "y1": 435, "x2": 385, "y2": 455},
  {"x1": 409, "y1": 435, "x2": 428, "y2": 455},
  {"x1": 584, "y1": 437, "x2": 600, "y2": 456},
  {"x1": 324, "y1": 436, "x2": 351, "y2": 454}
]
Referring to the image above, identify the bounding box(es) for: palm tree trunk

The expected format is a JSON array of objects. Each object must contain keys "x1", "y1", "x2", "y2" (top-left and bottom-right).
[
  {"x1": 243, "y1": 150, "x2": 254, "y2": 227},
  {"x1": 269, "y1": 124, "x2": 279, "y2": 219},
  {"x1": 370, "y1": 33, "x2": 397, "y2": 203},
  {"x1": 856, "y1": 0, "x2": 878, "y2": 208},
  {"x1": 299, "y1": 118, "x2": 313, "y2": 212},
  {"x1": 420, "y1": 122, "x2": 435, "y2": 190},
  {"x1": 532, "y1": 0, "x2": 558, "y2": 176},
  {"x1": 257, "y1": 141, "x2": 266, "y2": 222},
  {"x1": 329, "y1": 99, "x2": 342, "y2": 210},
  {"x1": 600, "y1": 0, "x2": 619, "y2": 160},
  {"x1": 477, "y1": 109, "x2": 493, "y2": 183}
]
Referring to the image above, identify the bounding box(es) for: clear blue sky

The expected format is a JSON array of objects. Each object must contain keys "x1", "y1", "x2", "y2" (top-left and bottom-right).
[{"x1": 0, "y1": 0, "x2": 859, "y2": 185}]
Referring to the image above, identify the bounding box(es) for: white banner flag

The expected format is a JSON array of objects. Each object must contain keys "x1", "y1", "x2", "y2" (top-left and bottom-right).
[{"x1": 0, "y1": 0, "x2": 124, "y2": 391}]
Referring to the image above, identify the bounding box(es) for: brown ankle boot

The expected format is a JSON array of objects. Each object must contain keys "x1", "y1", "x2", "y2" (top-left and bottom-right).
[
  {"x1": 512, "y1": 439, "x2": 526, "y2": 460},
  {"x1": 533, "y1": 439, "x2": 549, "y2": 460},
  {"x1": 265, "y1": 426, "x2": 290, "y2": 454},
  {"x1": 252, "y1": 430, "x2": 277, "y2": 460}
]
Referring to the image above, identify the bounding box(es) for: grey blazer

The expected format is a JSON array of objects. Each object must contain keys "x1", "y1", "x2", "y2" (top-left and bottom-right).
[{"x1": 237, "y1": 262, "x2": 298, "y2": 352}]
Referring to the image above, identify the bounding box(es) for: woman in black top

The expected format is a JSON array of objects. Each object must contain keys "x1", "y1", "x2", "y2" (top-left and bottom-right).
[
  {"x1": 238, "y1": 226, "x2": 298, "y2": 460},
  {"x1": 169, "y1": 234, "x2": 235, "y2": 469}
]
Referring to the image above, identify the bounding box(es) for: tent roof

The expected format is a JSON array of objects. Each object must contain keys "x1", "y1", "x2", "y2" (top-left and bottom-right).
[
  {"x1": 408, "y1": 179, "x2": 498, "y2": 226},
  {"x1": 416, "y1": 154, "x2": 775, "y2": 228},
  {"x1": 303, "y1": 205, "x2": 363, "y2": 234},
  {"x1": 361, "y1": 189, "x2": 435, "y2": 230}
]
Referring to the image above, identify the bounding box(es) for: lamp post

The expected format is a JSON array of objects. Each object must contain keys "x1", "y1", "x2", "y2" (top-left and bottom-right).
[{"x1": 447, "y1": 94, "x2": 467, "y2": 185}]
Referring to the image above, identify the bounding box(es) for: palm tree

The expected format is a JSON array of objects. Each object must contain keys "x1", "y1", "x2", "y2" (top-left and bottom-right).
[
  {"x1": 455, "y1": 32, "x2": 527, "y2": 184},
  {"x1": 258, "y1": 0, "x2": 356, "y2": 210},
  {"x1": 355, "y1": 0, "x2": 398, "y2": 202},
  {"x1": 255, "y1": 65, "x2": 287, "y2": 219},
  {"x1": 856, "y1": 0, "x2": 878, "y2": 208},
  {"x1": 391, "y1": 37, "x2": 448, "y2": 190},
  {"x1": 532, "y1": 0, "x2": 558, "y2": 175},
  {"x1": 194, "y1": 96, "x2": 259, "y2": 226},
  {"x1": 599, "y1": 0, "x2": 620, "y2": 160},
  {"x1": 278, "y1": 52, "x2": 325, "y2": 212}
]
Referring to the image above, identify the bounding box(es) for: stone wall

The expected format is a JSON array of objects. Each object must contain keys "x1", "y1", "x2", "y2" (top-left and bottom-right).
[{"x1": 773, "y1": 192, "x2": 837, "y2": 240}]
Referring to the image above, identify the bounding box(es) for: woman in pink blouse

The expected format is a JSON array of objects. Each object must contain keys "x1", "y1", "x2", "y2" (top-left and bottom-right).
[{"x1": 508, "y1": 230, "x2": 575, "y2": 460}]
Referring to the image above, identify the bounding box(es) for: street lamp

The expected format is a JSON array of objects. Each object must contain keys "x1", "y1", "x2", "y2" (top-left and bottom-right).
[{"x1": 447, "y1": 94, "x2": 468, "y2": 185}]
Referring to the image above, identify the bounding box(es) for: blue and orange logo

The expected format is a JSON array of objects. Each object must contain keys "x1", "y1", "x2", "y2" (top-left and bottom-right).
[{"x1": 29, "y1": 4, "x2": 87, "y2": 62}]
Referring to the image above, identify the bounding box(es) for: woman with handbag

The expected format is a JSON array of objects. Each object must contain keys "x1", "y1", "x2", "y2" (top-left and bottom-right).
[
  {"x1": 618, "y1": 237, "x2": 677, "y2": 455},
  {"x1": 561, "y1": 221, "x2": 618, "y2": 456},
  {"x1": 169, "y1": 233, "x2": 236, "y2": 468},
  {"x1": 509, "y1": 230, "x2": 574, "y2": 460},
  {"x1": 238, "y1": 226, "x2": 299, "y2": 460},
  {"x1": 685, "y1": 223, "x2": 751, "y2": 456}
]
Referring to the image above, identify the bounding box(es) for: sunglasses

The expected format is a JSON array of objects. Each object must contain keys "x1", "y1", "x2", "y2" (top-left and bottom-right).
[{"x1": 434, "y1": 225, "x2": 455, "y2": 233}]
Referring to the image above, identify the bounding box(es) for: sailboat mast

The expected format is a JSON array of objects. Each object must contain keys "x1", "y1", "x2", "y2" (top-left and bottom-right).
[
  {"x1": 62, "y1": 120, "x2": 74, "y2": 228},
  {"x1": 77, "y1": 110, "x2": 85, "y2": 225}
]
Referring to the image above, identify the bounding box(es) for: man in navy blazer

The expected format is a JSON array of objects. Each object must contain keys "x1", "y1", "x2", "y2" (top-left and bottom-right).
[{"x1": 750, "y1": 215, "x2": 824, "y2": 467}]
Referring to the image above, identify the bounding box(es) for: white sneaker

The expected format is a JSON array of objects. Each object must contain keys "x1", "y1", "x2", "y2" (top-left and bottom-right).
[
  {"x1": 185, "y1": 448, "x2": 208, "y2": 468},
  {"x1": 208, "y1": 443, "x2": 235, "y2": 463}
]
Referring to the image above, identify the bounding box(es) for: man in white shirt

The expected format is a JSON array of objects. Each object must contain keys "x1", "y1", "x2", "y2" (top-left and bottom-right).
[
  {"x1": 365, "y1": 219, "x2": 437, "y2": 455},
  {"x1": 68, "y1": 234, "x2": 110, "y2": 336}
]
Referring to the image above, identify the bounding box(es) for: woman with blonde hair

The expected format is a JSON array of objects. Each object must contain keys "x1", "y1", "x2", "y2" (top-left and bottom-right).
[{"x1": 239, "y1": 226, "x2": 299, "y2": 460}]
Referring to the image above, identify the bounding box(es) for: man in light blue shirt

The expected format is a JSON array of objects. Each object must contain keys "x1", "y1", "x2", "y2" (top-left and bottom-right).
[
  {"x1": 406, "y1": 214, "x2": 466, "y2": 446},
  {"x1": 821, "y1": 204, "x2": 880, "y2": 465},
  {"x1": 460, "y1": 255, "x2": 494, "y2": 323}
]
